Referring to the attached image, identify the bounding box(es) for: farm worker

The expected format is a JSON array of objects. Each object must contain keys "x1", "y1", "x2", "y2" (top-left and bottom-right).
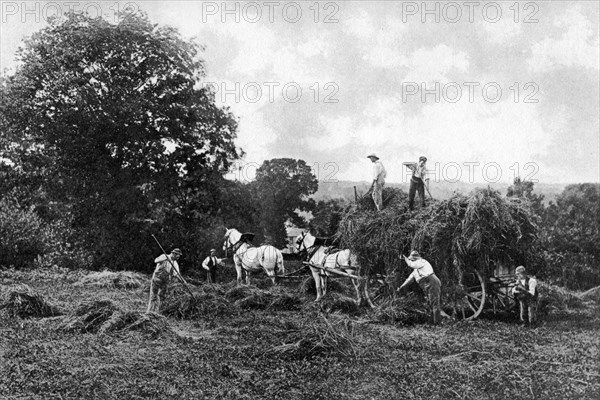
[
  {"x1": 406, "y1": 156, "x2": 429, "y2": 211},
  {"x1": 202, "y1": 248, "x2": 224, "y2": 283},
  {"x1": 367, "y1": 153, "x2": 387, "y2": 211},
  {"x1": 146, "y1": 248, "x2": 184, "y2": 314},
  {"x1": 511, "y1": 266, "x2": 538, "y2": 326},
  {"x1": 398, "y1": 251, "x2": 442, "y2": 325}
]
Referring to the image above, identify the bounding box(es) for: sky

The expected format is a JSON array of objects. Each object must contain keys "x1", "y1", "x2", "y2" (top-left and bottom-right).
[{"x1": 1, "y1": 1, "x2": 599, "y2": 184}]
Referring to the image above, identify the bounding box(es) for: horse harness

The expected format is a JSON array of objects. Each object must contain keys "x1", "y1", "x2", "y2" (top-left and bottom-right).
[{"x1": 224, "y1": 232, "x2": 268, "y2": 268}]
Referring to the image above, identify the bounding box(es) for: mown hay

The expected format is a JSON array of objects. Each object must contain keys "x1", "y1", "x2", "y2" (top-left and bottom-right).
[
  {"x1": 60, "y1": 299, "x2": 171, "y2": 337},
  {"x1": 60, "y1": 300, "x2": 119, "y2": 333},
  {"x1": 269, "y1": 315, "x2": 359, "y2": 359},
  {"x1": 0, "y1": 285, "x2": 61, "y2": 318},
  {"x1": 319, "y1": 292, "x2": 360, "y2": 315},
  {"x1": 269, "y1": 291, "x2": 303, "y2": 311},
  {"x1": 299, "y1": 277, "x2": 350, "y2": 296},
  {"x1": 339, "y1": 188, "x2": 542, "y2": 290},
  {"x1": 74, "y1": 270, "x2": 146, "y2": 289},
  {"x1": 368, "y1": 294, "x2": 430, "y2": 325},
  {"x1": 580, "y1": 286, "x2": 600, "y2": 303},
  {"x1": 163, "y1": 293, "x2": 236, "y2": 319},
  {"x1": 537, "y1": 282, "x2": 585, "y2": 313},
  {"x1": 234, "y1": 289, "x2": 273, "y2": 310}
]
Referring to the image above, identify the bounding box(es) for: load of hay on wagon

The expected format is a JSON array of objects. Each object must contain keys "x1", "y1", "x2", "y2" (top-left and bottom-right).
[{"x1": 338, "y1": 187, "x2": 543, "y2": 309}]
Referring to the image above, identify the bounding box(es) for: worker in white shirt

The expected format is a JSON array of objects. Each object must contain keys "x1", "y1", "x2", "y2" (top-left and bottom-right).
[
  {"x1": 398, "y1": 251, "x2": 442, "y2": 325},
  {"x1": 202, "y1": 248, "x2": 224, "y2": 283},
  {"x1": 367, "y1": 153, "x2": 387, "y2": 211},
  {"x1": 147, "y1": 248, "x2": 184, "y2": 313},
  {"x1": 406, "y1": 156, "x2": 429, "y2": 211},
  {"x1": 511, "y1": 265, "x2": 538, "y2": 326}
]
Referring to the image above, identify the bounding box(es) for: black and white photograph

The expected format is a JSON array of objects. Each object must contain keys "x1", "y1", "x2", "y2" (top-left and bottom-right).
[{"x1": 1, "y1": 1, "x2": 598, "y2": 398}]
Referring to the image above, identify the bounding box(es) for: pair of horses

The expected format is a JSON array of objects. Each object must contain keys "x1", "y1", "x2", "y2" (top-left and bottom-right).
[{"x1": 223, "y1": 228, "x2": 359, "y2": 302}]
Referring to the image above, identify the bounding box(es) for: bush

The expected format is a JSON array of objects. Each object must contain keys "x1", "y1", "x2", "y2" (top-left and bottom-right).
[{"x1": 0, "y1": 198, "x2": 53, "y2": 268}]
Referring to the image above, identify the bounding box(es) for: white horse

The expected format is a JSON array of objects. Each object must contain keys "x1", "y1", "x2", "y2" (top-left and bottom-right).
[
  {"x1": 295, "y1": 231, "x2": 360, "y2": 302},
  {"x1": 223, "y1": 228, "x2": 285, "y2": 285}
]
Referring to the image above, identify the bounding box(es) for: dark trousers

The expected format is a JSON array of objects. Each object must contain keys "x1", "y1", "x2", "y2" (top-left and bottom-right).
[
  {"x1": 418, "y1": 274, "x2": 442, "y2": 325},
  {"x1": 409, "y1": 178, "x2": 425, "y2": 210},
  {"x1": 207, "y1": 268, "x2": 217, "y2": 283}
]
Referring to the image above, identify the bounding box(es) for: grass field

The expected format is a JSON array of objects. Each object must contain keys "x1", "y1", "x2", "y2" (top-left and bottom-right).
[{"x1": 1, "y1": 265, "x2": 598, "y2": 400}]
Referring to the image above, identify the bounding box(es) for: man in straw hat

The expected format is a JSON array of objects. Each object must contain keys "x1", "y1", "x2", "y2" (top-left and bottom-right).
[
  {"x1": 147, "y1": 248, "x2": 184, "y2": 313},
  {"x1": 398, "y1": 251, "x2": 442, "y2": 325},
  {"x1": 511, "y1": 265, "x2": 538, "y2": 326},
  {"x1": 405, "y1": 156, "x2": 429, "y2": 211},
  {"x1": 367, "y1": 153, "x2": 387, "y2": 211},
  {"x1": 202, "y1": 248, "x2": 225, "y2": 283}
]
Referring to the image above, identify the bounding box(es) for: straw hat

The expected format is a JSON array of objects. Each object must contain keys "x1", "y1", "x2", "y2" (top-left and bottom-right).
[
  {"x1": 515, "y1": 266, "x2": 527, "y2": 275},
  {"x1": 367, "y1": 153, "x2": 379, "y2": 160},
  {"x1": 171, "y1": 248, "x2": 182, "y2": 255},
  {"x1": 408, "y1": 251, "x2": 421, "y2": 261}
]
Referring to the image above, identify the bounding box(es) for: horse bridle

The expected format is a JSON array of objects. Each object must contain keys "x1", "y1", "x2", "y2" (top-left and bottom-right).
[
  {"x1": 223, "y1": 231, "x2": 243, "y2": 257},
  {"x1": 296, "y1": 232, "x2": 323, "y2": 262}
]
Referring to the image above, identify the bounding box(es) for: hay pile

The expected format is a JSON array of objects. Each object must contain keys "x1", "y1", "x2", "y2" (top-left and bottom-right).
[
  {"x1": 319, "y1": 293, "x2": 360, "y2": 315},
  {"x1": 368, "y1": 294, "x2": 430, "y2": 325},
  {"x1": 299, "y1": 277, "x2": 350, "y2": 296},
  {"x1": 339, "y1": 188, "x2": 542, "y2": 289},
  {"x1": 74, "y1": 270, "x2": 146, "y2": 289},
  {"x1": 580, "y1": 286, "x2": 600, "y2": 304},
  {"x1": 269, "y1": 315, "x2": 359, "y2": 359},
  {"x1": 163, "y1": 292, "x2": 236, "y2": 319},
  {"x1": 537, "y1": 282, "x2": 585, "y2": 313},
  {"x1": 0, "y1": 285, "x2": 61, "y2": 318},
  {"x1": 60, "y1": 299, "x2": 170, "y2": 337}
]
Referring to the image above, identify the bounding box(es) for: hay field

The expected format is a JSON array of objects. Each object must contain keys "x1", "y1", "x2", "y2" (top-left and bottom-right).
[{"x1": 1, "y1": 266, "x2": 598, "y2": 400}]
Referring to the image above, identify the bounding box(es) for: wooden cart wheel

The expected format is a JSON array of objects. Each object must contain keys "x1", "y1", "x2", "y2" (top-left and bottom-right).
[
  {"x1": 442, "y1": 268, "x2": 486, "y2": 320},
  {"x1": 363, "y1": 273, "x2": 392, "y2": 308}
]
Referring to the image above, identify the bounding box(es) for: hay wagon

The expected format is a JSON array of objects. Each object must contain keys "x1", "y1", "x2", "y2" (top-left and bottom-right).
[{"x1": 364, "y1": 264, "x2": 519, "y2": 320}]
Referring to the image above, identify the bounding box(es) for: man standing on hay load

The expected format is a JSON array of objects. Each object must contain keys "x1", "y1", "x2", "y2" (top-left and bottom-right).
[
  {"x1": 511, "y1": 266, "x2": 538, "y2": 326},
  {"x1": 398, "y1": 251, "x2": 442, "y2": 325},
  {"x1": 404, "y1": 156, "x2": 429, "y2": 211},
  {"x1": 367, "y1": 153, "x2": 387, "y2": 211},
  {"x1": 146, "y1": 248, "x2": 184, "y2": 314}
]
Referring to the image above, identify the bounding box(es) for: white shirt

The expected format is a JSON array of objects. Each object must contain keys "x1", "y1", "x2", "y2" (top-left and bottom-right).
[
  {"x1": 405, "y1": 258, "x2": 435, "y2": 283},
  {"x1": 512, "y1": 277, "x2": 537, "y2": 296},
  {"x1": 413, "y1": 163, "x2": 429, "y2": 181},
  {"x1": 372, "y1": 160, "x2": 386, "y2": 184},
  {"x1": 154, "y1": 254, "x2": 180, "y2": 276},
  {"x1": 202, "y1": 256, "x2": 222, "y2": 270}
]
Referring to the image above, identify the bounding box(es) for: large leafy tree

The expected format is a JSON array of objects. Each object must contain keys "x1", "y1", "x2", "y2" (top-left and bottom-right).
[
  {"x1": 541, "y1": 183, "x2": 600, "y2": 289},
  {"x1": 309, "y1": 198, "x2": 348, "y2": 238},
  {"x1": 251, "y1": 158, "x2": 318, "y2": 248},
  {"x1": 0, "y1": 12, "x2": 240, "y2": 270}
]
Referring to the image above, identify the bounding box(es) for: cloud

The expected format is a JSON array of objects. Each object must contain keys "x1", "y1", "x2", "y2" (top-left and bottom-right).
[
  {"x1": 480, "y1": 19, "x2": 522, "y2": 45},
  {"x1": 528, "y1": 6, "x2": 600, "y2": 72},
  {"x1": 307, "y1": 115, "x2": 354, "y2": 151},
  {"x1": 404, "y1": 44, "x2": 470, "y2": 82}
]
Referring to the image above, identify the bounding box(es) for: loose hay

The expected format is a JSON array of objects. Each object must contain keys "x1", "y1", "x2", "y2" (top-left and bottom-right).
[
  {"x1": 269, "y1": 315, "x2": 359, "y2": 359},
  {"x1": 537, "y1": 281, "x2": 585, "y2": 313},
  {"x1": 163, "y1": 293, "x2": 236, "y2": 319},
  {"x1": 60, "y1": 299, "x2": 171, "y2": 337},
  {"x1": 580, "y1": 286, "x2": 600, "y2": 304},
  {"x1": 0, "y1": 285, "x2": 61, "y2": 318},
  {"x1": 74, "y1": 270, "x2": 146, "y2": 289},
  {"x1": 319, "y1": 292, "x2": 360, "y2": 315},
  {"x1": 269, "y1": 291, "x2": 303, "y2": 311},
  {"x1": 339, "y1": 188, "x2": 543, "y2": 294},
  {"x1": 368, "y1": 294, "x2": 430, "y2": 325},
  {"x1": 234, "y1": 289, "x2": 273, "y2": 310}
]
